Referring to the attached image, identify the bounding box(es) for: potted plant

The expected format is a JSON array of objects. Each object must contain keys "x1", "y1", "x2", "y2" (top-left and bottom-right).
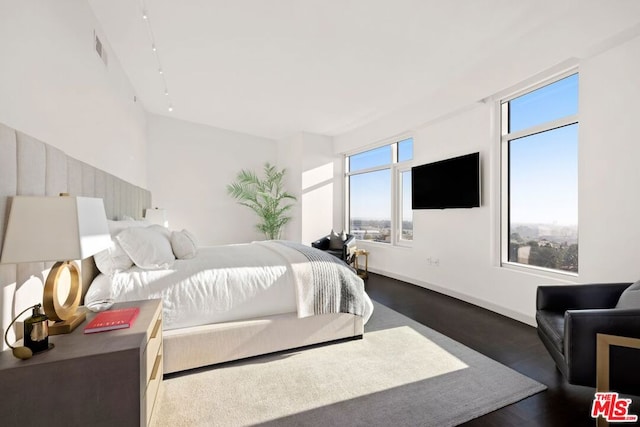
[{"x1": 227, "y1": 163, "x2": 297, "y2": 240}]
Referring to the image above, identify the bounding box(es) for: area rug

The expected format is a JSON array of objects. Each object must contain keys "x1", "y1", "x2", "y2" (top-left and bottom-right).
[{"x1": 151, "y1": 302, "x2": 546, "y2": 427}]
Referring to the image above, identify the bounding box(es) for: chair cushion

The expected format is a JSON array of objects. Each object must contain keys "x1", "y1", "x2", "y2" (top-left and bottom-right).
[
  {"x1": 616, "y1": 280, "x2": 640, "y2": 309},
  {"x1": 536, "y1": 310, "x2": 565, "y2": 353},
  {"x1": 325, "y1": 249, "x2": 343, "y2": 259}
]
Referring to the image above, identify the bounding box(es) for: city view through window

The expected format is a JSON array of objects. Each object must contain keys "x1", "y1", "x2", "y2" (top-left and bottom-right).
[
  {"x1": 505, "y1": 73, "x2": 579, "y2": 273},
  {"x1": 348, "y1": 139, "x2": 413, "y2": 243}
]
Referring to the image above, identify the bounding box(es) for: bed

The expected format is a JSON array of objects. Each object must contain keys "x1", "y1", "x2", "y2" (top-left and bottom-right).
[
  {"x1": 0, "y1": 121, "x2": 370, "y2": 375},
  {"x1": 84, "y1": 221, "x2": 373, "y2": 374}
]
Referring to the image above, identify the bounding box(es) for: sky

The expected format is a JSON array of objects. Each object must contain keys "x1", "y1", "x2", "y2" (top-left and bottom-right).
[
  {"x1": 348, "y1": 73, "x2": 579, "y2": 228},
  {"x1": 348, "y1": 139, "x2": 413, "y2": 222},
  {"x1": 508, "y1": 73, "x2": 578, "y2": 226},
  {"x1": 509, "y1": 124, "x2": 578, "y2": 225}
]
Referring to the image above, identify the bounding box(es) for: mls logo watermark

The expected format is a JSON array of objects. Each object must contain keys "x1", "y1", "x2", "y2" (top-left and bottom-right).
[{"x1": 591, "y1": 392, "x2": 638, "y2": 423}]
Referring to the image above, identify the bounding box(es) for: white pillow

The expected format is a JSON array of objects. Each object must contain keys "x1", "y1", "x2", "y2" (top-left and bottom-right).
[
  {"x1": 171, "y1": 229, "x2": 198, "y2": 259},
  {"x1": 116, "y1": 226, "x2": 175, "y2": 269},
  {"x1": 107, "y1": 219, "x2": 149, "y2": 236},
  {"x1": 93, "y1": 220, "x2": 152, "y2": 275},
  {"x1": 93, "y1": 240, "x2": 134, "y2": 276},
  {"x1": 148, "y1": 224, "x2": 171, "y2": 238}
]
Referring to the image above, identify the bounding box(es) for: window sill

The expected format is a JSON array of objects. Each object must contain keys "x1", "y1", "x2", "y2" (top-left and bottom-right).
[
  {"x1": 355, "y1": 239, "x2": 413, "y2": 250},
  {"x1": 500, "y1": 261, "x2": 578, "y2": 282}
]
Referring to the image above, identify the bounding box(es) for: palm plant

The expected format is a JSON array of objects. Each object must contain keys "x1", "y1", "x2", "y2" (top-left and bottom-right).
[{"x1": 226, "y1": 163, "x2": 297, "y2": 240}]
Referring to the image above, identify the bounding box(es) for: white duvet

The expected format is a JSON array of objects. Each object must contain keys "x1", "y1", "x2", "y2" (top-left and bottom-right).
[{"x1": 85, "y1": 242, "x2": 373, "y2": 330}]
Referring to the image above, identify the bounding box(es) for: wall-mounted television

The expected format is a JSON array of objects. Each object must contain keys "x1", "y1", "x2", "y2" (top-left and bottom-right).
[{"x1": 411, "y1": 152, "x2": 480, "y2": 209}]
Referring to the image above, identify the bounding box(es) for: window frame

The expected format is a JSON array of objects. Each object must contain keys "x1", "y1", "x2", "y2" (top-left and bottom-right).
[
  {"x1": 499, "y1": 69, "x2": 579, "y2": 276},
  {"x1": 345, "y1": 136, "x2": 414, "y2": 247},
  {"x1": 396, "y1": 165, "x2": 413, "y2": 246}
]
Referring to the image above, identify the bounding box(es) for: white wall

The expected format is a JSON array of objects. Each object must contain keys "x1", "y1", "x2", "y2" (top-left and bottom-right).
[
  {"x1": 277, "y1": 133, "x2": 304, "y2": 242},
  {"x1": 0, "y1": 1, "x2": 147, "y2": 186},
  {"x1": 147, "y1": 114, "x2": 278, "y2": 245},
  {"x1": 300, "y1": 133, "x2": 343, "y2": 245},
  {"x1": 330, "y1": 33, "x2": 640, "y2": 325},
  {"x1": 579, "y1": 35, "x2": 640, "y2": 282},
  {"x1": 278, "y1": 132, "x2": 339, "y2": 245}
]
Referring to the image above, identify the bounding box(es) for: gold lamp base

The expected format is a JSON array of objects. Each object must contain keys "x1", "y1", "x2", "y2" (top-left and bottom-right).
[
  {"x1": 43, "y1": 260, "x2": 85, "y2": 335},
  {"x1": 48, "y1": 312, "x2": 86, "y2": 335}
]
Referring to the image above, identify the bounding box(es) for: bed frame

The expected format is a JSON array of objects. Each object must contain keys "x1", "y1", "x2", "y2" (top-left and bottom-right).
[
  {"x1": 163, "y1": 312, "x2": 363, "y2": 374},
  {"x1": 0, "y1": 122, "x2": 364, "y2": 374}
]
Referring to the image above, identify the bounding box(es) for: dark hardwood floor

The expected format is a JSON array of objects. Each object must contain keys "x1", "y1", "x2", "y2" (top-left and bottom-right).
[{"x1": 364, "y1": 273, "x2": 640, "y2": 427}]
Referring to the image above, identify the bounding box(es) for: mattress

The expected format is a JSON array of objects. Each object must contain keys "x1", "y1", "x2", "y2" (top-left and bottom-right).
[{"x1": 85, "y1": 242, "x2": 373, "y2": 330}]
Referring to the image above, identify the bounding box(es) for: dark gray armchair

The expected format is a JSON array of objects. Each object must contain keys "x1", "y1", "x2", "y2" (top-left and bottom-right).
[
  {"x1": 311, "y1": 233, "x2": 356, "y2": 263},
  {"x1": 536, "y1": 282, "x2": 640, "y2": 394}
]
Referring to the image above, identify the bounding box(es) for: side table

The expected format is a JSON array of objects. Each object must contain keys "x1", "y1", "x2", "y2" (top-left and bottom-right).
[
  {"x1": 353, "y1": 248, "x2": 369, "y2": 279},
  {"x1": 595, "y1": 333, "x2": 640, "y2": 427}
]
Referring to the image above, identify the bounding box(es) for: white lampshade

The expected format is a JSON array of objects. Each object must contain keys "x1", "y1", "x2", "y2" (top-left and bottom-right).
[
  {"x1": 0, "y1": 196, "x2": 111, "y2": 264},
  {"x1": 144, "y1": 208, "x2": 168, "y2": 227}
]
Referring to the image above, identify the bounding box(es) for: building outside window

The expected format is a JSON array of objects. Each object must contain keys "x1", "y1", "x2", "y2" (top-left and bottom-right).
[
  {"x1": 501, "y1": 72, "x2": 579, "y2": 273},
  {"x1": 346, "y1": 138, "x2": 413, "y2": 244}
]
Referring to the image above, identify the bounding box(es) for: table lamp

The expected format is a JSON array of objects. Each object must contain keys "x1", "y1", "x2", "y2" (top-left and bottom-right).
[
  {"x1": 144, "y1": 207, "x2": 168, "y2": 227},
  {"x1": 0, "y1": 194, "x2": 111, "y2": 335}
]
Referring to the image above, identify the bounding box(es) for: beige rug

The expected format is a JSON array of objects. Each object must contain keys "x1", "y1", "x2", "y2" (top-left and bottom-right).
[{"x1": 151, "y1": 302, "x2": 545, "y2": 426}]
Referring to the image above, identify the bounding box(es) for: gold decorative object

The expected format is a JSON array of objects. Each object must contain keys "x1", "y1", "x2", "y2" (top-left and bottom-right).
[{"x1": 43, "y1": 260, "x2": 85, "y2": 335}]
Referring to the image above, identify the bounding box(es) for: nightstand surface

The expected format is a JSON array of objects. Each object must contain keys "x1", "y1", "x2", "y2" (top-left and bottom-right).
[{"x1": 0, "y1": 299, "x2": 162, "y2": 427}]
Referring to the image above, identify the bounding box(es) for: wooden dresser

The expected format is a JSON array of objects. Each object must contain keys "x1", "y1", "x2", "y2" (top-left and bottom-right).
[{"x1": 0, "y1": 299, "x2": 163, "y2": 427}]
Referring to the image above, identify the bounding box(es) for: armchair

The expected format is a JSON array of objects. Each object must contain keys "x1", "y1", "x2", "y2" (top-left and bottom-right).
[
  {"x1": 311, "y1": 233, "x2": 356, "y2": 263},
  {"x1": 536, "y1": 282, "x2": 640, "y2": 394}
]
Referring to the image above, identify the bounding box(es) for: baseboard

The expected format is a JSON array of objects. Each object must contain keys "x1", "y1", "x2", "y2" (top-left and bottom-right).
[{"x1": 368, "y1": 267, "x2": 537, "y2": 327}]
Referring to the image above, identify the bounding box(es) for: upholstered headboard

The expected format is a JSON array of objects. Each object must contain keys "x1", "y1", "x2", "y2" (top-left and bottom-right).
[{"x1": 0, "y1": 122, "x2": 151, "y2": 347}]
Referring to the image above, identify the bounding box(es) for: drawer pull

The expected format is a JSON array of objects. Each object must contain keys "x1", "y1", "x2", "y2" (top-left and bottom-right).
[
  {"x1": 151, "y1": 318, "x2": 162, "y2": 339},
  {"x1": 151, "y1": 354, "x2": 162, "y2": 381}
]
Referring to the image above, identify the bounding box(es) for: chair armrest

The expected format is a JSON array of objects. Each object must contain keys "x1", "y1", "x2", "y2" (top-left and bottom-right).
[
  {"x1": 342, "y1": 235, "x2": 357, "y2": 262},
  {"x1": 536, "y1": 283, "x2": 631, "y2": 311},
  {"x1": 344, "y1": 234, "x2": 356, "y2": 250},
  {"x1": 564, "y1": 308, "x2": 640, "y2": 386},
  {"x1": 311, "y1": 236, "x2": 330, "y2": 250}
]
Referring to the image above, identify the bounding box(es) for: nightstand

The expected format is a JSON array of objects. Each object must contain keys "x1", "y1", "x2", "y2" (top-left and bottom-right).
[{"x1": 0, "y1": 299, "x2": 163, "y2": 427}]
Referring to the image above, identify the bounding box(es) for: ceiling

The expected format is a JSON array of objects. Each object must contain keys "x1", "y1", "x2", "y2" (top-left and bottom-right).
[{"x1": 87, "y1": 1, "x2": 640, "y2": 140}]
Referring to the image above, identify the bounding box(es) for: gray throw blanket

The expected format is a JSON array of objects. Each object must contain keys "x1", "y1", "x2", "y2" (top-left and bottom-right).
[{"x1": 272, "y1": 241, "x2": 365, "y2": 318}]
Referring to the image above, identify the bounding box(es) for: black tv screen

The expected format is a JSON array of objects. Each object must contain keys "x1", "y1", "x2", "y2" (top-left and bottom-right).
[{"x1": 411, "y1": 152, "x2": 480, "y2": 209}]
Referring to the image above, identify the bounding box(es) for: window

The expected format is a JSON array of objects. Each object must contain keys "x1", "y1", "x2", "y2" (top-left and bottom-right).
[
  {"x1": 347, "y1": 138, "x2": 413, "y2": 244},
  {"x1": 501, "y1": 72, "x2": 579, "y2": 273}
]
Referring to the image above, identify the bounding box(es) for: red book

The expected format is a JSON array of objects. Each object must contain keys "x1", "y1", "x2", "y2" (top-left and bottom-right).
[{"x1": 84, "y1": 307, "x2": 140, "y2": 334}]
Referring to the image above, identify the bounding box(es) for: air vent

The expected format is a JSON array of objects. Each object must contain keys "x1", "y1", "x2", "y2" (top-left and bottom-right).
[{"x1": 94, "y1": 31, "x2": 108, "y2": 66}]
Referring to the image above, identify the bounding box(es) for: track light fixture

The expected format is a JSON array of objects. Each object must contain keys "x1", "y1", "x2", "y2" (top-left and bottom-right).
[{"x1": 140, "y1": 1, "x2": 173, "y2": 113}]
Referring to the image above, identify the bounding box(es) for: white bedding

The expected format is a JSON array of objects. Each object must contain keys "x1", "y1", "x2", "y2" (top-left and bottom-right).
[{"x1": 85, "y1": 241, "x2": 373, "y2": 330}]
